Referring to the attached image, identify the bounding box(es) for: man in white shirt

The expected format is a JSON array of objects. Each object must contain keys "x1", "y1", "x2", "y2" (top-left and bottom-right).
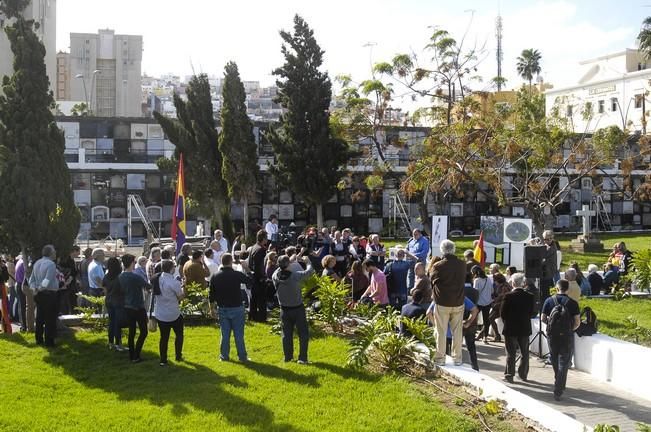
[
  {"x1": 28, "y1": 245, "x2": 59, "y2": 347},
  {"x1": 204, "y1": 248, "x2": 220, "y2": 276},
  {"x1": 210, "y1": 240, "x2": 224, "y2": 268},
  {"x1": 214, "y1": 229, "x2": 228, "y2": 254},
  {"x1": 87, "y1": 249, "x2": 105, "y2": 297},
  {"x1": 265, "y1": 215, "x2": 279, "y2": 245}
]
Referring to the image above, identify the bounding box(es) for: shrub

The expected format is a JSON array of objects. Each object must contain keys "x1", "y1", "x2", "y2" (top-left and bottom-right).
[
  {"x1": 310, "y1": 275, "x2": 350, "y2": 332},
  {"x1": 630, "y1": 249, "x2": 651, "y2": 293},
  {"x1": 180, "y1": 282, "x2": 211, "y2": 319},
  {"x1": 75, "y1": 294, "x2": 107, "y2": 330},
  {"x1": 347, "y1": 309, "x2": 433, "y2": 372}
]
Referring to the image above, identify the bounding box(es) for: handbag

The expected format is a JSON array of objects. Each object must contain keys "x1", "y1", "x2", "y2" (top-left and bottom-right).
[{"x1": 148, "y1": 288, "x2": 157, "y2": 332}]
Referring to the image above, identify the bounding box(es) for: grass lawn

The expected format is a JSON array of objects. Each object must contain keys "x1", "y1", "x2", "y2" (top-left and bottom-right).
[
  {"x1": 581, "y1": 297, "x2": 651, "y2": 346},
  {"x1": 0, "y1": 322, "x2": 522, "y2": 432},
  {"x1": 385, "y1": 232, "x2": 651, "y2": 271}
]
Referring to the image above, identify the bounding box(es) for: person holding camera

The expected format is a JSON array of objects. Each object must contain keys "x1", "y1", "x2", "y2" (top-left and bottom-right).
[{"x1": 273, "y1": 254, "x2": 314, "y2": 363}]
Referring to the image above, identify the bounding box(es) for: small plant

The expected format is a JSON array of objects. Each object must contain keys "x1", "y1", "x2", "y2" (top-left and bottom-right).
[
  {"x1": 483, "y1": 400, "x2": 503, "y2": 416},
  {"x1": 75, "y1": 294, "x2": 107, "y2": 330},
  {"x1": 631, "y1": 249, "x2": 651, "y2": 293},
  {"x1": 637, "y1": 422, "x2": 651, "y2": 432},
  {"x1": 594, "y1": 424, "x2": 620, "y2": 432},
  {"x1": 180, "y1": 282, "x2": 211, "y2": 319},
  {"x1": 623, "y1": 316, "x2": 651, "y2": 344},
  {"x1": 347, "y1": 309, "x2": 422, "y2": 372},
  {"x1": 310, "y1": 275, "x2": 350, "y2": 332},
  {"x1": 351, "y1": 301, "x2": 380, "y2": 319},
  {"x1": 612, "y1": 285, "x2": 627, "y2": 301}
]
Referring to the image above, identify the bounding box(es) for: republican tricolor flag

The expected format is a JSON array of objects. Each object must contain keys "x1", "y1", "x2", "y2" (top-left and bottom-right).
[
  {"x1": 473, "y1": 230, "x2": 486, "y2": 268},
  {"x1": 172, "y1": 154, "x2": 187, "y2": 254}
]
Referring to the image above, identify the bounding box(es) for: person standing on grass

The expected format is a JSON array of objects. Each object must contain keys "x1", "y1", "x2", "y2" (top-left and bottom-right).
[
  {"x1": 155, "y1": 259, "x2": 185, "y2": 366},
  {"x1": 103, "y1": 257, "x2": 126, "y2": 352},
  {"x1": 499, "y1": 272, "x2": 534, "y2": 383},
  {"x1": 28, "y1": 245, "x2": 60, "y2": 347},
  {"x1": 542, "y1": 279, "x2": 580, "y2": 401},
  {"x1": 248, "y1": 230, "x2": 269, "y2": 322},
  {"x1": 361, "y1": 259, "x2": 389, "y2": 307},
  {"x1": 384, "y1": 248, "x2": 410, "y2": 309},
  {"x1": 431, "y1": 240, "x2": 466, "y2": 366},
  {"x1": 209, "y1": 253, "x2": 252, "y2": 362},
  {"x1": 183, "y1": 250, "x2": 210, "y2": 289},
  {"x1": 273, "y1": 255, "x2": 314, "y2": 364},
  {"x1": 119, "y1": 254, "x2": 151, "y2": 363},
  {"x1": 15, "y1": 255, "x2": 30, "y2": 332},
  {"x1": 87, "y1": 249, "x2": 106, "y2": 298}
]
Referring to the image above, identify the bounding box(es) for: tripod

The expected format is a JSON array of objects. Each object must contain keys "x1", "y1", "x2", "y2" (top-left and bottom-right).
[{"x1": 528, "y1": 278, "x2": 550, "y2": 363}]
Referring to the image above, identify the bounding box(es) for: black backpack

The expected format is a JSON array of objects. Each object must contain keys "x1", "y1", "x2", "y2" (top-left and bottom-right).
[
  {"x1": 546, "y1": 295, "x2": 574, "y2": 338},
  {"x1": 576, "y1": 306, "x2": 598, "y2": 337}
]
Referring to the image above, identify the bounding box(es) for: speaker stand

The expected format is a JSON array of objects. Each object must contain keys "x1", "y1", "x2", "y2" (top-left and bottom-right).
[{"x1": 529, "y1": 278, "x2": 550, "y2": 363}]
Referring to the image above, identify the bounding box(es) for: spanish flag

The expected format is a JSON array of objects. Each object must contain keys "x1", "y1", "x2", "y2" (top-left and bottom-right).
[
  {"x1": 172, "y1": 154, "x2": 187, "y2": 254},
  {"x1": 473, "y1": 230, "x2": 486, "y2": 268}
]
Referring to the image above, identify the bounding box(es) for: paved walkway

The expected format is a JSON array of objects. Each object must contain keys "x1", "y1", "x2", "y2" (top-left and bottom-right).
[{"x1": 465, "y1": 339, "x2": 651, "y2": 431}]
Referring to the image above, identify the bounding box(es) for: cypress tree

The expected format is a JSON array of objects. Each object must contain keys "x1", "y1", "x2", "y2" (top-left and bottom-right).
[
  {"x1": 0, "y1": 0, "x2": 80, "y2": 257},
  {"x1": 267, "y1": 15, "x2": 353, "y2": 228},
  {"x1": 154, "y1": 74, "x2": 233, "y2": 239},
  {"x1": 219, "y1": 61, "x2": 258, "y2": 239}
]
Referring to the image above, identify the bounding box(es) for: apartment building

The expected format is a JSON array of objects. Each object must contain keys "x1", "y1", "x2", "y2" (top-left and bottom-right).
[{"x1": 68, "y1": 29, "x2": 143, "y2": 117}]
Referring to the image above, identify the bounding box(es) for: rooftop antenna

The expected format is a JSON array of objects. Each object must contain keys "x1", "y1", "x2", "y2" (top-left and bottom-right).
[
  {"x1": 495, "y1": 2, "x2": 504, "y2": 91},
  {"x1": 363, "y1": 42, "x2": 377, "y2": 77}
]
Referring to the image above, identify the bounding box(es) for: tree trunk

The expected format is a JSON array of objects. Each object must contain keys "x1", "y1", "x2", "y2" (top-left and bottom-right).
[
  {"x1": 316, "y1": 203, "x2": 324, "y2": 229},
  {"x1": 418, "y1": 193, "x2": 429, "y2": 232},
  {"x1": 242, "y1": 197, "x2": 249, "y2": 239}
]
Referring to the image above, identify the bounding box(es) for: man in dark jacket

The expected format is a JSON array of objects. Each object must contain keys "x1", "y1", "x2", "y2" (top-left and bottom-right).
[
  {"x1": 209, "y1": 253, "x2": 252, "y2": 362},
  {"x1": 272, "y1": 255, "x2": 314, "y2": 363},
  {"x1": 500, "y1": 272, "x2": 535, "y2": 383},
  {"x1": 431, "y1": 240, "x2": 466, "y2": 366},
  {"x1": 541, "y1": 230, "x2": 558, "y2": 302},
  {"x1": 247, "y1": 230, "x2": 268, "y2": 322}
]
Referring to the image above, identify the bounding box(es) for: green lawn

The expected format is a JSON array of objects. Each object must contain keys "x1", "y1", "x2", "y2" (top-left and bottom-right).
[
  {"x1": 385, "y1": 233, "x2": 651, "y2": 271},
  {"x1": 581, "y1": 297, "x2": 651, "y2": 345},
  {"x1": 0, "y1": 323, "x2": 519, "y2": 432}
]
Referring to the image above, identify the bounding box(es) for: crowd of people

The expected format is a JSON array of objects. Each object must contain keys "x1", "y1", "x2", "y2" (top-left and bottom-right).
[{"x1": 0, "y1": 222, "x2": 628, "y2": 401}]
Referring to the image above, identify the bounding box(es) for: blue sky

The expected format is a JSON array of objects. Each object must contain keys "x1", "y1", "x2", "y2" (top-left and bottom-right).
[{"x1": 57, "y1": 0, "x2": 646, "y2": 98}]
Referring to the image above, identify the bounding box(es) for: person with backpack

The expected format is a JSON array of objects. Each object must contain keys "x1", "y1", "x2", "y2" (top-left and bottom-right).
[{"x1": 541, "y1": 279, "x2": 581, "y2": 401}]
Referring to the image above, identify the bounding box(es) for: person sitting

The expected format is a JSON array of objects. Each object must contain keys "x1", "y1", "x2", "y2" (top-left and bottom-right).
[
  {"x1": 361, "y1": 259, "x2": 389, "y2": 307},
  {"x1": 346, "y1": 260, "x2": 369, "y2": 301},
  {"x1": 563, "y1": 268, "x2": 581, "y2": 303},
  {"x1": 587, "y1": 264, "x2": 604, "y2": 296},
  {"x1": 321, "y1": 255, "x2": 341, "y2": 282},
  {"x1": 399, "y1": 290, "x2": 427, "y2": 336},
  {"x1": 410, "y1": 262, "x2": 432, "y2": 309},
  {"x1": 570, "y1": 262, "x2": 591, "y2": 296},
  {"x1": 602, "y1": 263, "x2": 620, "y2": 293}
]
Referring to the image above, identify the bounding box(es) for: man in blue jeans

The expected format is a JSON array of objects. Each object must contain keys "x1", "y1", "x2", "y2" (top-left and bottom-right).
[
  {"x1": 209, "y1": 253, "x2": 252, "y2": 362},
  {"x1": 541, "y1": 279, "x2": 580, "y2": 401}
]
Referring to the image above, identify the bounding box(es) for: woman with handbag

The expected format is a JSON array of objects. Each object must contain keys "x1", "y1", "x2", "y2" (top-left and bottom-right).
[
  {"x1": 103, "y1": 257, "x2": 127, "y2": 352},
  {"x1": 154, "y1": 260, "x2": 185, "y2": 366}
]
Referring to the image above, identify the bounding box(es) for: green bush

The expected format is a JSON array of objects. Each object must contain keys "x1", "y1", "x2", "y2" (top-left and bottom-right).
[
  {"x1": 180, "y1": 282, "x2": 211, "y2": 319},
  {"x1": 630, "y1": 249, "x2": 651, "y2": 293},
  {"x1": 75, "y1": 294, "x2": 107, "y2": 330},
  {"x1": 347, "y1": 309, "x2": 432, "y2": 372},
  {"x1": 310, "y1": 275, "x2": 350, "y2": 332}
]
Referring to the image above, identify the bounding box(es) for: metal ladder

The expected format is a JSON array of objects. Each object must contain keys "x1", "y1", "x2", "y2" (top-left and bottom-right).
[
  {"x1": 593, "y1": 195, "x2": 612, "y2": 232},
  {"x1": 127, "y1": 194, "x2": 159, "y2": 245},
  {"x1": 390, "y1": 192, "x2": 413, "y2": 237}
]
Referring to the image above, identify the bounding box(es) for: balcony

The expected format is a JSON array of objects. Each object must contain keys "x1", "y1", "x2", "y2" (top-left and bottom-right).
[{"x1": 83, "y1": 149, "x2": 167, "y2": 164}]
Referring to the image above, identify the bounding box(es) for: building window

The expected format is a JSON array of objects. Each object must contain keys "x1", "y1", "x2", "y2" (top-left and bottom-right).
[
  {"x1": 635, "y1": 94, "x2": 644, "y2": 109},
  {"x1": 611, "y1": 98, "x2": 618, "y2": 112},
  {"x1": 566, "y1": 105, "x2": 573, "y2": 117},
  {"x1": 598, "y1": 100, "x2": 605, "y2": 113}
]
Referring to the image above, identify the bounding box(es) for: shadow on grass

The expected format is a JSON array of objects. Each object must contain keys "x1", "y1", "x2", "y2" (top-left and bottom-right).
[
  {"x1": 8, "y1": 332, "x2": 307, "y2": 432},
  {"x1": 240, "y1": 360, "x2": 319, "y2": 387},
  {"x1": 310, "y1": 361, "x2": 380, "y2": 383}
]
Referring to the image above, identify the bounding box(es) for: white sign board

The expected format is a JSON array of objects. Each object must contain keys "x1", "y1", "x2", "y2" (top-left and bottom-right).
[
  {"x1": 431, "y1": 215, "x2": 449, "y2": 257},
  {"x1": 502, "y1": 218, "x2": 532, "y2": 271}
]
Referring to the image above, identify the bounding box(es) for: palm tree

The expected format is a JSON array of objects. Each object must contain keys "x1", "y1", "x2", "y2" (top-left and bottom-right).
[
  {"x1": 638, "y1": 17, "x2": 651, "y2": 58},
  {"x1": 516, "y1": 49, "x2": 542, "y2": 92}
]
